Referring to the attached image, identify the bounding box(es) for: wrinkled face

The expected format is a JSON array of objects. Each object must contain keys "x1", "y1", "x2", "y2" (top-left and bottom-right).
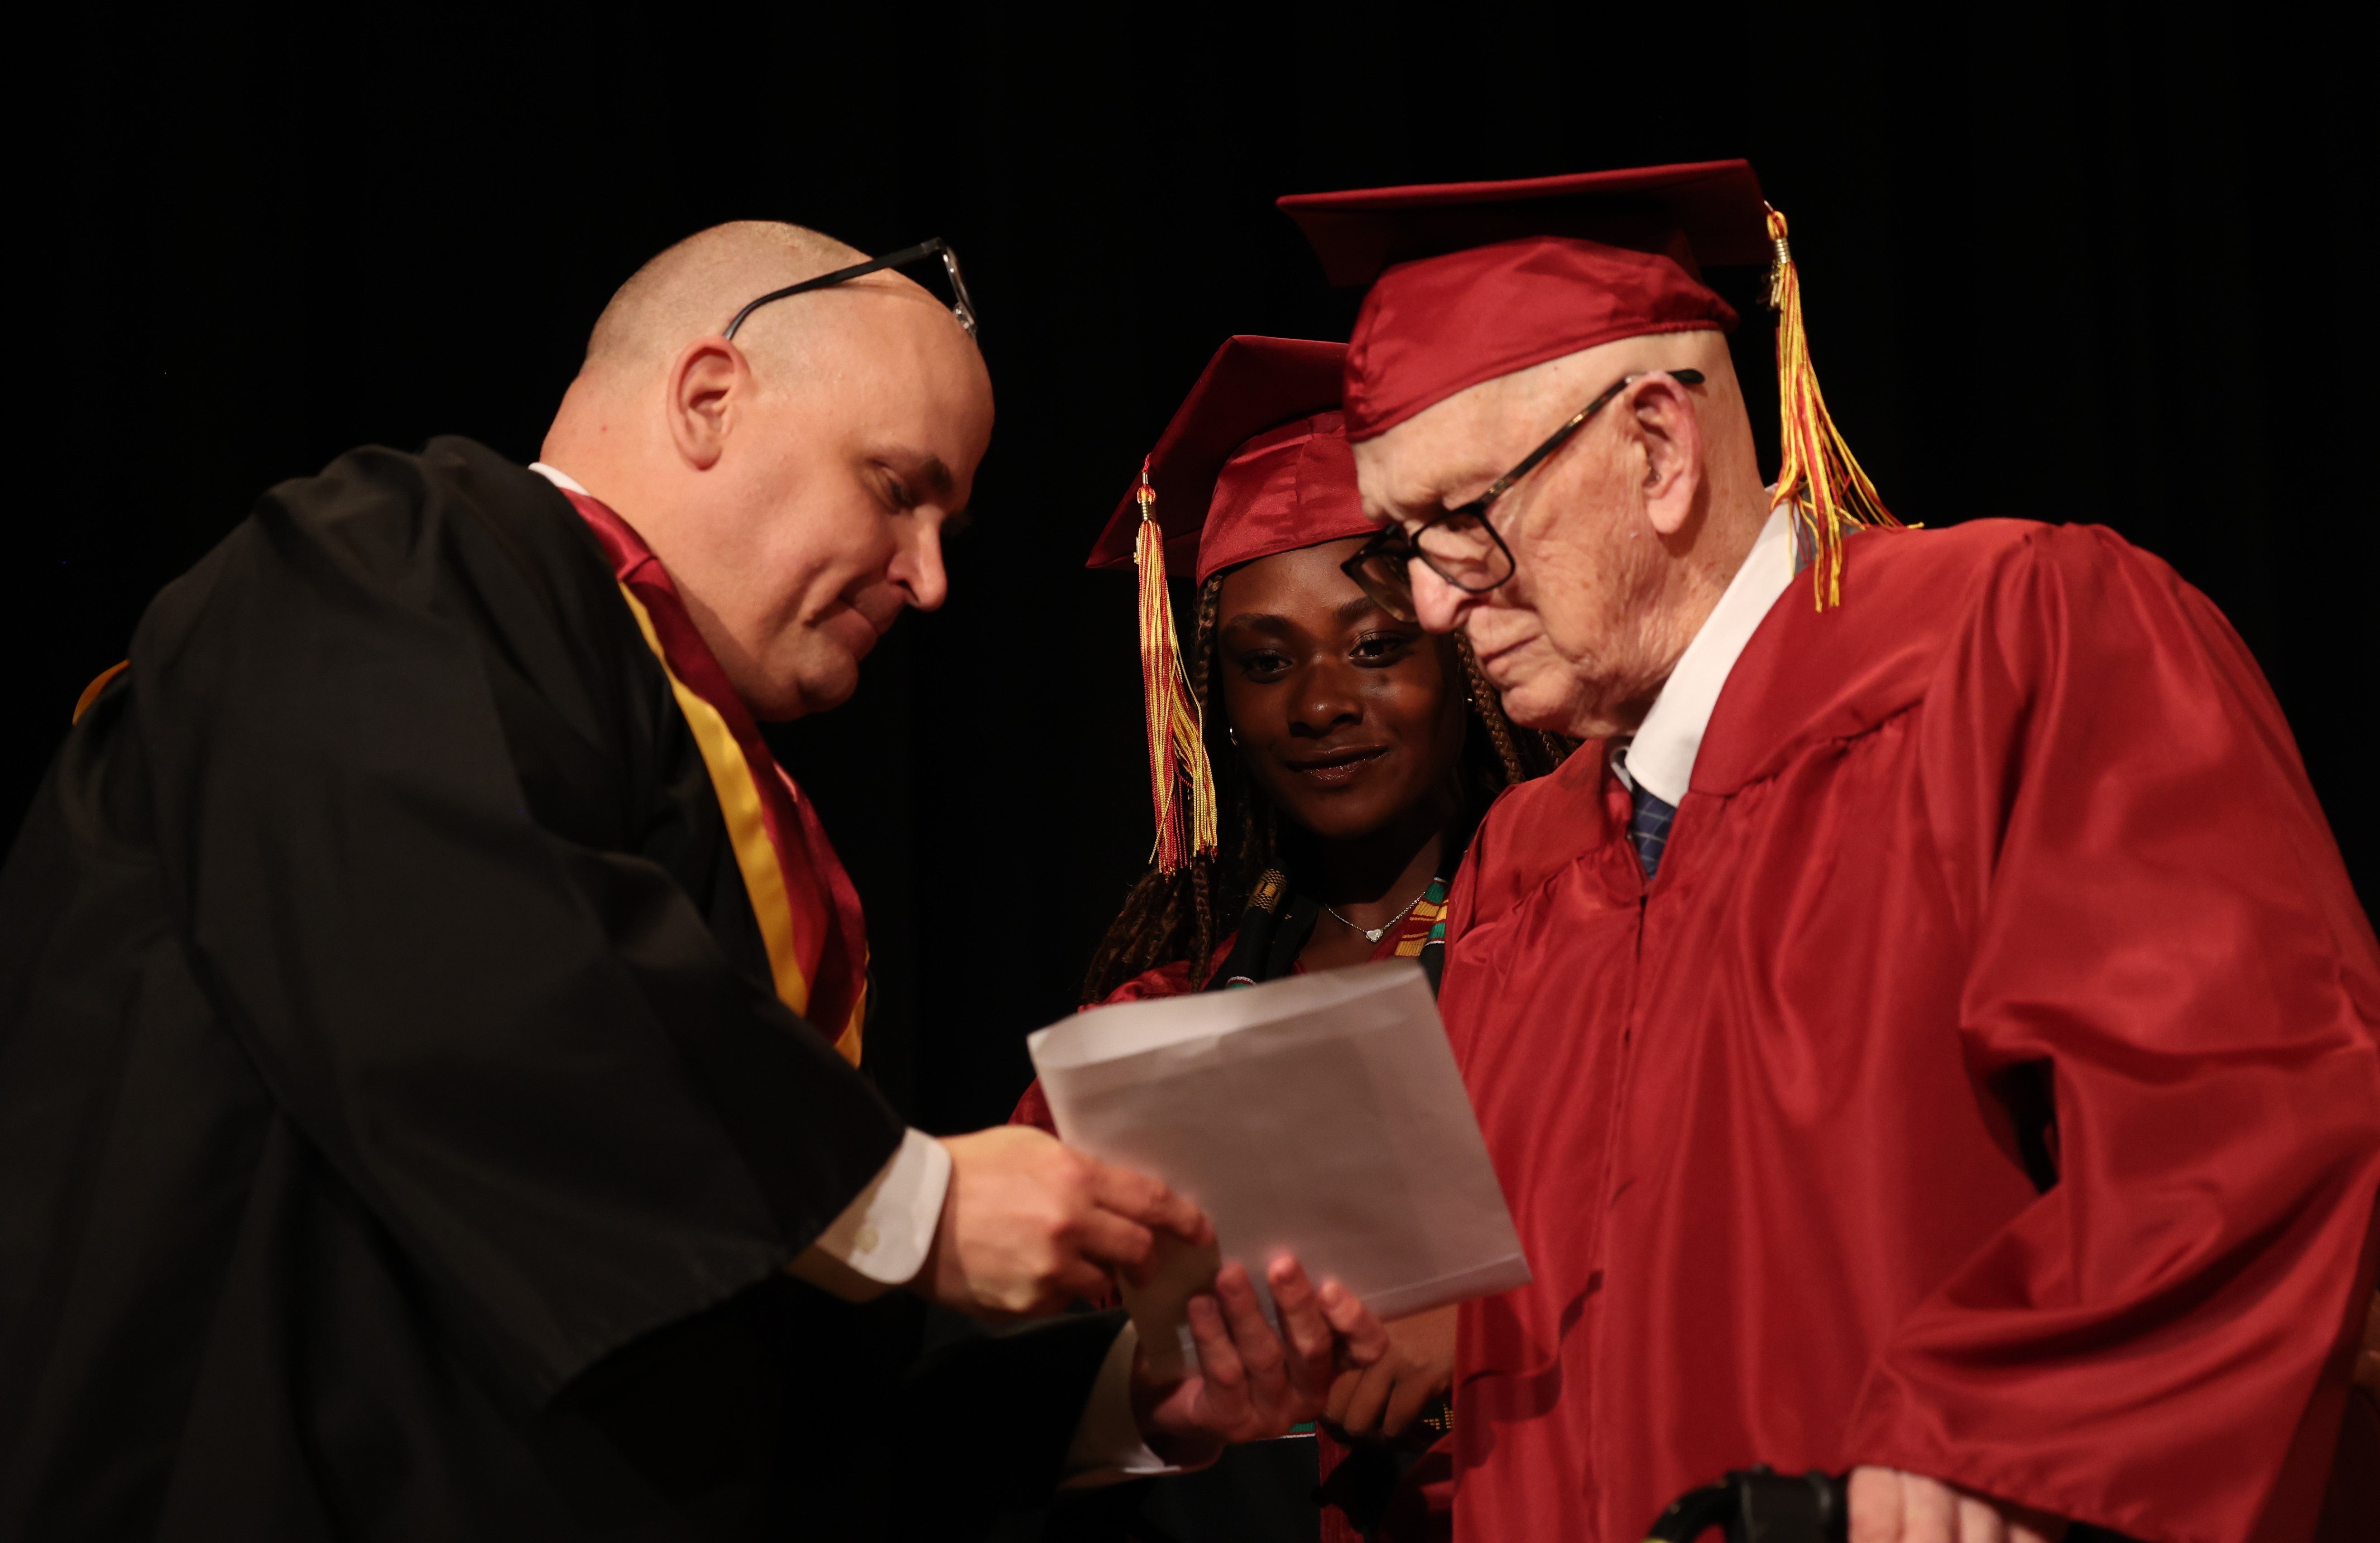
[
  {"x1": 1353, "y1": 370, "x2": 1679, "y2": 739},
  {"x1": 681, "y1": 286, "x2": 993, "y2": 719},
  {"x1": 1213, "y1": 537, "x2": 1467, "y2": 842}
]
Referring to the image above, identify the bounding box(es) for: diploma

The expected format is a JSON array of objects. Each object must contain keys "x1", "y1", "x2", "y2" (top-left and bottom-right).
[{"x1": 1028, "y1": 959, "x2": 1531, "y2": 1374}]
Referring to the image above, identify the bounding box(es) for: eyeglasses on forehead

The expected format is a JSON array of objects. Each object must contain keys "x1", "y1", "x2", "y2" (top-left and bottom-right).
[{"x1": 722, "y1": 237, "x2": 979, "y2": 345}]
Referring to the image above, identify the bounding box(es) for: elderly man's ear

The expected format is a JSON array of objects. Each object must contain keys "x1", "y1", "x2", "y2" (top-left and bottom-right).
[
  {"x1": 1627, "y1": 374, "x2": 1705, "y2": 537},
  {"x1": 666, "y1": 337, "x2": 748, "y2": 472}
]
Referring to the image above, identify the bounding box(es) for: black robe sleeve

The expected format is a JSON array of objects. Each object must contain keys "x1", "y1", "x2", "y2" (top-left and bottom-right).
[{"x1": 125, "y1": 437, "x2": 905, "y2": 1401}]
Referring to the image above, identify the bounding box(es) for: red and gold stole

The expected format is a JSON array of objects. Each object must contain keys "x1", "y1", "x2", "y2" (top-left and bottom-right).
[
  {"x1": 564, "y1": 490, "x2": 869, "y2": 1067},
  {"x1": 1386, "y1": 876, "x2": 1451, "y2": 961}
]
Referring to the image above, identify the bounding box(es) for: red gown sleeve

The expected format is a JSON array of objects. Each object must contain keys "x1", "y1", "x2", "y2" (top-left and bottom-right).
[{"x1": 1843, "y1": 525, "x2": 2380, "y2": 1543}]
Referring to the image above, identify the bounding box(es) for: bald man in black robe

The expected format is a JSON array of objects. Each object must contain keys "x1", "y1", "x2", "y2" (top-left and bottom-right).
[{"x1": 0, "y1": 222, "x2": 1379, "y2": 1541}]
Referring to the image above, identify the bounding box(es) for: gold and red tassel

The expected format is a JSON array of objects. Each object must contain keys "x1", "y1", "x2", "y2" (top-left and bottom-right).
[
  {"x1": 1765, "y1": 205, "x2": 1907, "y2": 609},
  {"x1": 1133, "y1": 461, "x2": 1219, "y2": 873}
]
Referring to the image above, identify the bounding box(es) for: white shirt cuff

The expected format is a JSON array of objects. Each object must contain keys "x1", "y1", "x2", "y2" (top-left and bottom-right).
[
  {"x1": 787, "y1": 1128, "x2": 950, "y2": 1301},
  {"x1": 1060, "y1": 1321, "x2": 1193, "y2": 1488}
]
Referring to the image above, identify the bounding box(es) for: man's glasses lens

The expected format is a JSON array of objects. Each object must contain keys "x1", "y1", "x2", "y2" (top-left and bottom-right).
[
  {"x1": 932, "y1": 248, "x2": 979, "y2": 340},
  {"x1": 1343, "y1": 534, "x2": 1420, "y2": 623},
  {"x1": 1340, "y1": 517, "x2": 1517, "y2": 622},
  {"x1": 1416, "y1": 510, "x2": 1514, "y2": 586}
]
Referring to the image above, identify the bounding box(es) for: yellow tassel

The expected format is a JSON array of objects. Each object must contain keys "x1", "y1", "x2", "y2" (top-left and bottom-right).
[
  {"x1": 1765, "y1": 205, "x2": 1906, "y2": 609},
  {"x1": 1134, "y1": 463, "x2": 1219, "y2": 873}
]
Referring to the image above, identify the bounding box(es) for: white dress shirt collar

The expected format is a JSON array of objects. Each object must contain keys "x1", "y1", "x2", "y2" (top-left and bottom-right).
[
  {"x1": 1621, "y1": 505, "x2": 1796, "y2": 807},
  {"x1": 528, "y1": 461, "x2": 591, "y2": 497}
]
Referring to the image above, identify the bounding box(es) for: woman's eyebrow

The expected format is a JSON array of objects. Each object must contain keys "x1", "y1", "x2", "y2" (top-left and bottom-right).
[
  {"x1": 1335, "y1": 594, "x2": 1404, "y2": 626},
  {"x1": 1219, "y1": 612, "x2": 1293, "y2": 636}
]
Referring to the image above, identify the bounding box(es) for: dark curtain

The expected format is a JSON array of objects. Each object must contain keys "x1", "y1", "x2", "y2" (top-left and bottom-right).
[{"x1": 9, "y1": 1, "x2": 2370, "y2": 1132}]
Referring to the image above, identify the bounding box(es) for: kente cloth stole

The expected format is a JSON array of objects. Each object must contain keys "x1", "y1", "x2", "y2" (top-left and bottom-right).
[
  {"x1": 1392, "y1": 877, "x2": 1451, "y2": 960},
  {"x1": 563, "y1": 490, "x2": 869, "y2": 1067}
]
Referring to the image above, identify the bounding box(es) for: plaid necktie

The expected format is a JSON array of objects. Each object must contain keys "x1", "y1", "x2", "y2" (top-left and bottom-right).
[{"x1": 1629, "y1": 784, "x2": 1676, "y2": 880}]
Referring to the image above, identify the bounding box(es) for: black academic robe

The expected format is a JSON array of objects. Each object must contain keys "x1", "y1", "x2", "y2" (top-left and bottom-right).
[{"x1": 0, "y1": 437, "x2": 1118, "y2": 1541}]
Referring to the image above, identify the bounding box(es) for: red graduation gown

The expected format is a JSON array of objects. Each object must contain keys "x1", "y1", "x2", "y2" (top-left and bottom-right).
[{"x1": 1437, "y1": 519, "x2": 2380, "y2": 1543}]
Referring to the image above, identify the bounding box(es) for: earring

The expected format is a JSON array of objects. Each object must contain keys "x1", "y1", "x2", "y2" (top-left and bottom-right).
[{"x1": 1228, "y1": 726, "x2": 1239, "y2": 747}]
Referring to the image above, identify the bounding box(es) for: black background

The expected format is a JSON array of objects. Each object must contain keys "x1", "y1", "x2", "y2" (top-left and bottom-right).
[{"x1": 10, "y1": 1, "x2": 2371, "y2": 1132}]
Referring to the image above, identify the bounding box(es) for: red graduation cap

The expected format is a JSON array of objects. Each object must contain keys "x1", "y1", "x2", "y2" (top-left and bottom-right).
[
  {"x1": 1278, "y1": 160, "x2": 1768, "y2": 442},
  {"x1": 1093, "y1": 336, "x2": 1378, "y2": 875},
  {"x1": 1278, "y1": 159, "x2": 1901, "y2": 609},
  {"x1": 1086, "y1": 335, "x2": 1373, "y2": 584},
  {"x1": 1281, "y1": 159, "x2": 1771, "y2": 290}
]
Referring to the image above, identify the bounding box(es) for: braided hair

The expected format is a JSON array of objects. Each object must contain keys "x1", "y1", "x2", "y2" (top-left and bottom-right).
[{"x1": 1082, "y1": 573, "x2": 1570, "y2": 1004}]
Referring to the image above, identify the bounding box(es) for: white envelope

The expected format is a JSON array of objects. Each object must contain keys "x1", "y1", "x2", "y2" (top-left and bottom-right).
[{"x1": 1027, "y1": 959, "x2": 1530, "y2": 1372}]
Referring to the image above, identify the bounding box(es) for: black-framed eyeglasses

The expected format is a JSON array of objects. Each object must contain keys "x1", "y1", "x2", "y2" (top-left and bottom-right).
[
  {"x1": 722, "y1": 237, "x2": 979, "y2": 345},
  {"x1": 1340, "y1": 368, "x2": 1705, "y2": 623}
]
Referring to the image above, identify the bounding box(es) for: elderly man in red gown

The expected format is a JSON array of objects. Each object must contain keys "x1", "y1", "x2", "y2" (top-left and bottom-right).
[{"x1": 1279, "y1": 161, "x2": 2380, "y2": 1543}]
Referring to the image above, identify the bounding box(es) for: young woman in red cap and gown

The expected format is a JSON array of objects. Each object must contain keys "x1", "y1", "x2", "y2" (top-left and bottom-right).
[
  {"x1": 1012, "y1": 335, "x2": 1567, "y2": 1543},
  {"x1": 1267, "y1": 161, "x2": 2380, "y2": 1543}
]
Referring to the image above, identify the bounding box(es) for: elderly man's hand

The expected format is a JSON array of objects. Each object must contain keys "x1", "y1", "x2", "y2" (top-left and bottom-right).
[
  {"x1": 915, "y1": 1127, "x2": 1209, "y2": 1319},
  {"x1": 1849, "y1": 1468, "x2": 2066, "y2": 1543},
  {"x1": 1132, "y1": 1256, "x2": 1390, "y2": 1468}
]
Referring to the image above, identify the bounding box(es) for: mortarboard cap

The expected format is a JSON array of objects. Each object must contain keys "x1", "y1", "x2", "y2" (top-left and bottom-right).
[
  {"x1": 1279, "y1": 159, "x2": 1902, "y2": 610},
  {"x1": 1279, "y1": 160, "x2": 1768, "y2": 442},
  {"x1": 1282, "y1": 159, "x2": 1771, "y2": 289},
  {"x1": 1086, "y1": 335, "x2": 1373, "y2": 585}
]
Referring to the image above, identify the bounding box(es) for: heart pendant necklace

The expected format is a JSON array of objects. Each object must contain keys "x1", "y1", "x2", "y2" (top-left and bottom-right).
[{"x1": 1323, "y1": 884, "x2": 1428, "y2": 945}]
